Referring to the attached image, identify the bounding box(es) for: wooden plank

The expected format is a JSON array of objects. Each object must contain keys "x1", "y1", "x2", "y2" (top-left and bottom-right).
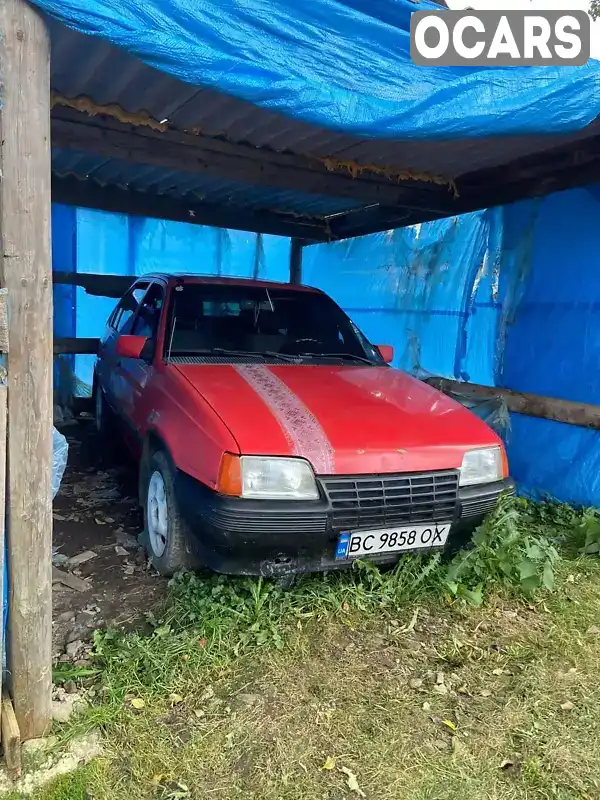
[
  {"x1": 0, "y1": 290, "x2": 9, "y2": 748},
  {"x1": 424, "y1": 377, "x2": 600, "y2": 430},
  {"x1": 289, "y1": 239, "x2": 304, "y2": 285},
  {"x1": 52, "y1": 176, "x2": 330, "y2": 241},
  {"x1": 0, "y1": 0, "x2": 53, "y2": 740},
  {"x1": 1, "y1": 690, "x2": 21, "y2": 778},
  {"x1": 51, "y1": 107, "x2": 453, "y2": 212},
  {"x1": 51, "y1": 566, "x2": 91, "y2": 594},
  {"x1": 53, "y1": 271, "x2": 134, "y2": 298},
  {"x1": 54, "y1": 338, "x2": 99, "y2": 355}
]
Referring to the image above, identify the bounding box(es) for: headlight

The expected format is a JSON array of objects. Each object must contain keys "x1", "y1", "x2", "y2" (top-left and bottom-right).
[
  {"x1": 459, "y1": 447, "x2": 503, "y2": 487},
  {"x1": 240, "y1": 456, "x2": 319, "y2": 500}
]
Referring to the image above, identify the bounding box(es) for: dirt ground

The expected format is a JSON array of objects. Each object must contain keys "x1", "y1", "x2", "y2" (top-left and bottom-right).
[{"x1": 52, "y1": 414, "x2": 166, "y2": 662}]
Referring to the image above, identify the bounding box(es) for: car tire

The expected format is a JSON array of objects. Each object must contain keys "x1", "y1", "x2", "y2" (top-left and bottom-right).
[
  {"x1": 143, "y1": 448, "x2": 199, "y2": 576},
  {"x1": 94, "y1": 379, "x2": 114, "y2": 436}
]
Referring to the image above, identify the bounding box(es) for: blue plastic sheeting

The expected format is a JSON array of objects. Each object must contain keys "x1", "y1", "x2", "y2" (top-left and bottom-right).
[
  {"x1": 35, "y1": 0, "x2": 600, "y2": 139},
  {"x1": 52, "y1": 206, "x2": 290, "y2": 396},
  {"x1": 501, "y1": 187, "x2": 600, "y2": 507},
  {"x1": 302, "y1": 211, "x2": 503, "y2": 386},
  {"x1": 303, "y1": 186, "x2": 600, "y2": 508}
]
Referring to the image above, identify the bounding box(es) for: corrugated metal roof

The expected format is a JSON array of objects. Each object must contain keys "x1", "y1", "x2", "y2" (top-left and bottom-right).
[
  {"x1": 46, "y1": 13, "x2": 600, "y2": 238},
  {"x1": 48, "y1": 15, "x2": 600, "y2": 179},
  {"x1": 51, "y1": 149, "x2": 364, "y2": 218}
]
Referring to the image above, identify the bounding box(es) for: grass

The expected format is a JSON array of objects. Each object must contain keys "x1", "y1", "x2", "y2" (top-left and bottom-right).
[{"x1": 12, "y1": 497, "x2": 600, "y2": 799}]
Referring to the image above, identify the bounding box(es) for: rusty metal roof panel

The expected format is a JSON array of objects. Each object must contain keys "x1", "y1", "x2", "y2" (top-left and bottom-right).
[
  {"x1": 51, "y1": 148, "x2": 365, "y2": 217},
  {"x1": 47, "y1": 15, "x2": 600, "y2": 182}
]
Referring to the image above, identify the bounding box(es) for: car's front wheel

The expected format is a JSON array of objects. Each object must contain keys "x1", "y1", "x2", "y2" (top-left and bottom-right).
[
  {"x1": 144, "y1": 449, "x2": 199, "y2": 576},
  {"x1": 94, "y1": 380, "x2": 113, "y2": 436}
]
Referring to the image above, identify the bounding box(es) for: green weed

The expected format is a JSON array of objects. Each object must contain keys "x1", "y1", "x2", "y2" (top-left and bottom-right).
[
  {"x1": 89, "y1": 494, "x2": 589, "y2": 702},
  {"x1": 446, "y1": 494, "x2": 561, "y2": 603}
]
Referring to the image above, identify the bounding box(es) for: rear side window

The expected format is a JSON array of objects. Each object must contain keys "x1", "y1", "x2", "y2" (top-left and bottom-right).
[
  {"x1": 132, "y1": 283, "x2": 164, "y2": 340},
  {"x1": 111, "y1": 285, "x2": 148, "y2": 333}
]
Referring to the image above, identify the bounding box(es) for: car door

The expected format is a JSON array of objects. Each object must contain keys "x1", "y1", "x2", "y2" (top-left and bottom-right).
[
  {"x1": 97, "y1": 282, "x2": 149, "y2": 411},
  {"x1": 116, "y1": 281, "x2": 166, "y2": 430}
]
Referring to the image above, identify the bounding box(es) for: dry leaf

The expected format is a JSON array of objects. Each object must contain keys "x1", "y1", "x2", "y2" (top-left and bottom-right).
[
  {"x1": 322, "y1": 756, "x2": 336, "y2": 771},
  {"x1": 432, "y1": 683, "x2": 448, "y2": 695},
  {"x1": 130, "y1": 698, "x2": 145, "y2": 709},
  {"x1": 169, "y1": 693, "x2": 184, "y2": 706},
  {"x1": 342, "y1": 602, "x2": 350, "y2": 612},
  {"x1": 480, "y1": 689, "x2": 493, "y2": 698},
  {"x1": 341, "y1": 766, "x2": 366, "y2": 798},
  {"x1": 193, "y1": 709, "x2": 205, "y2": 718},
  {"x1": 561, "y1": 700, "x2": 575, "y2": 711},
  {"x1": 492, "y1": 668, "x2": 504, "y2": 676},
  {"x1": 586, "y1": 625, "x2": 600, "y2": 634},
  {"x1": 422, "y1": 701, "x2": 431, "y2": 712},
  {"x1": 442, "y1": 719, "x2": 457, "y2": 732}
]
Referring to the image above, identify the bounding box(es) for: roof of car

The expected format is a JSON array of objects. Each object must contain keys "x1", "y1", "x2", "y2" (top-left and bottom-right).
[{"x1": 137, "y1": 274, "x2": 320, "y2": 292}]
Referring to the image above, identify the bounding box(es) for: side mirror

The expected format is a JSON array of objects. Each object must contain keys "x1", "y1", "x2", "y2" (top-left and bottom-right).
[
  {"x1": 116, "y1": 335, "x2": 148, "y2": 360},
  {"x1": 376, "y1": 344, "x2": 394, "y2": 364}
]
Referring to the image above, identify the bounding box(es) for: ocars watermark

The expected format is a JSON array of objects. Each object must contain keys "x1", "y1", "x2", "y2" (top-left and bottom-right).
[{"x1": 410, "y1": 10, "x2": 590, "y2": 66}]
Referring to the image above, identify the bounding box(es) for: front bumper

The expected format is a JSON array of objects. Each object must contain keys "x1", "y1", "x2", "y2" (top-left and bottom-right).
[{"x1": 175, "y1": 471, "x2": 514, "y2": 577}]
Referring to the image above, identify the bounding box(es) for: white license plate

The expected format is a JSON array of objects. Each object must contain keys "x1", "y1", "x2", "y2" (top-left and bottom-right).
[{"x1": 335, "y1": 523, "x2": 451, "y2": 560}]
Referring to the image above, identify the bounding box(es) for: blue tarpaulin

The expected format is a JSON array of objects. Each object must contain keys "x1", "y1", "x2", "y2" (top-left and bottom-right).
[
  {"x1": 303, "y1": 186, "x2": 600, "y2": 509},
  {"x1": 33, "y1": 0, "x2": 600, "y2": 138},
  {"x1": 52, "y1": 206, "x2": 290, "y2": 398}
]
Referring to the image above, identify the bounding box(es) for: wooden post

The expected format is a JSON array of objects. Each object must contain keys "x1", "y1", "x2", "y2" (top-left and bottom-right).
[
  {"x1": 289, "y1": 239, "x2": 304, "y2": 285},
  {"x1": 0, "y1": 0, "x2": 53, "y2": 738}
]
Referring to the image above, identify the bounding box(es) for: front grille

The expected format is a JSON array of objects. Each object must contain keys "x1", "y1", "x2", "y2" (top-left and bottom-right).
[
  {"x1": 209, "y1": 507, "x2": 328, "y2": 535},
  {"x1": 460, "y1": 496, "x2": 499, "y2": 518},
  {"x1": 321, "y1": 471, "x2": 459, "y2": 531},
  {"x1": 460, "y1": 484, "x2": 514, "y2": 519}
]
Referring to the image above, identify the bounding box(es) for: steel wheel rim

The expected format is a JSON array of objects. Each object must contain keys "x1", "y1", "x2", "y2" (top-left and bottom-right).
[{"x1": 147, "y1": 470, "x2": 168, "y2": 558}]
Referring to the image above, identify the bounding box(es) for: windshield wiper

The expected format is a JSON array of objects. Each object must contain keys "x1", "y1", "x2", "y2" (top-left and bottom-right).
[
  {"x1": 170, "y1": 348, "x2": 299, "y2": 363},
  {"x1": 300, "y1": 352, "x2": 376, "y2": 365}
]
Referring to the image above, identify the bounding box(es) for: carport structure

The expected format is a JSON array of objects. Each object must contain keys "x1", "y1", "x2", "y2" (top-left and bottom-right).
[{"x1": 2, "y1": 0, "x2": 600, "y2": 742}]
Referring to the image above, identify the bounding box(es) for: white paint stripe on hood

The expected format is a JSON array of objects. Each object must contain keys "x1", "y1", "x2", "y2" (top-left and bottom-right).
[{"x1": 234, "y1": 365, "x2": 335, "y2": 474}]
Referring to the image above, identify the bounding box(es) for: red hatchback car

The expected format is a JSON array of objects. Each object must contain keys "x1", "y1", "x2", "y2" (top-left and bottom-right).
[{"x1": 94, "y1": 274, "x2": 512, "y2": 576}]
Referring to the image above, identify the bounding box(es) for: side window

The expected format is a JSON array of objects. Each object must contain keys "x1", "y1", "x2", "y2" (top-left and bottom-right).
[
  {"x1": 132, "y1": 283, "x2": 164, "y2": 340},
  {"x1": 112, "y1": 285, "x2": 148, "y2": 333}
]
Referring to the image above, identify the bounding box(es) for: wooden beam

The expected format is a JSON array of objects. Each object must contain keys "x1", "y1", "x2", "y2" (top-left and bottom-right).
[
  {"x1": 455, "y1": 135, "x2": 600, "y2": 214},
  {"x1": 52, "y1": 175, "x2": 330, "y2": 241},
  {"x1": 305, "y1": 133, "x2": 600, "y2": 242},
  {"x1": 0, "y1": 0, "x2": 53, "y2": 739},
  {"x1": 2, "y1": 690, "x2": 21, "y2": 778},
  {"x1": 425, "y1": 377, "x2": 600, "y2": 430},
  {"x1": 51, "y1": 107, "x2": 453, "y2": 213},
  {"x1": 325, "y1": 204, "x2": 432, "y2": 241},
  {"x1": 289, "y1": 239, "x2": 304, "y2": 284},
  {"x1": 53, "y1": 271, "x2": 134, "y2": 298},
  {"x1": 54, "y1": 338, "x2": 99, "y2": 355}
]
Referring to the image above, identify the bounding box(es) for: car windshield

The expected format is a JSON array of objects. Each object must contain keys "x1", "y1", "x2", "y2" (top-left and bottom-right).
[{"x1": 164, "y1": 283, "x2": 382, "y2": 364}]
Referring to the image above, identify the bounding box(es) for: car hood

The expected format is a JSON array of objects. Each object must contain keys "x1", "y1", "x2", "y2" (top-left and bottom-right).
[{"x1": 173, "y1": 363, "x2": 501, "y2": 475}]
